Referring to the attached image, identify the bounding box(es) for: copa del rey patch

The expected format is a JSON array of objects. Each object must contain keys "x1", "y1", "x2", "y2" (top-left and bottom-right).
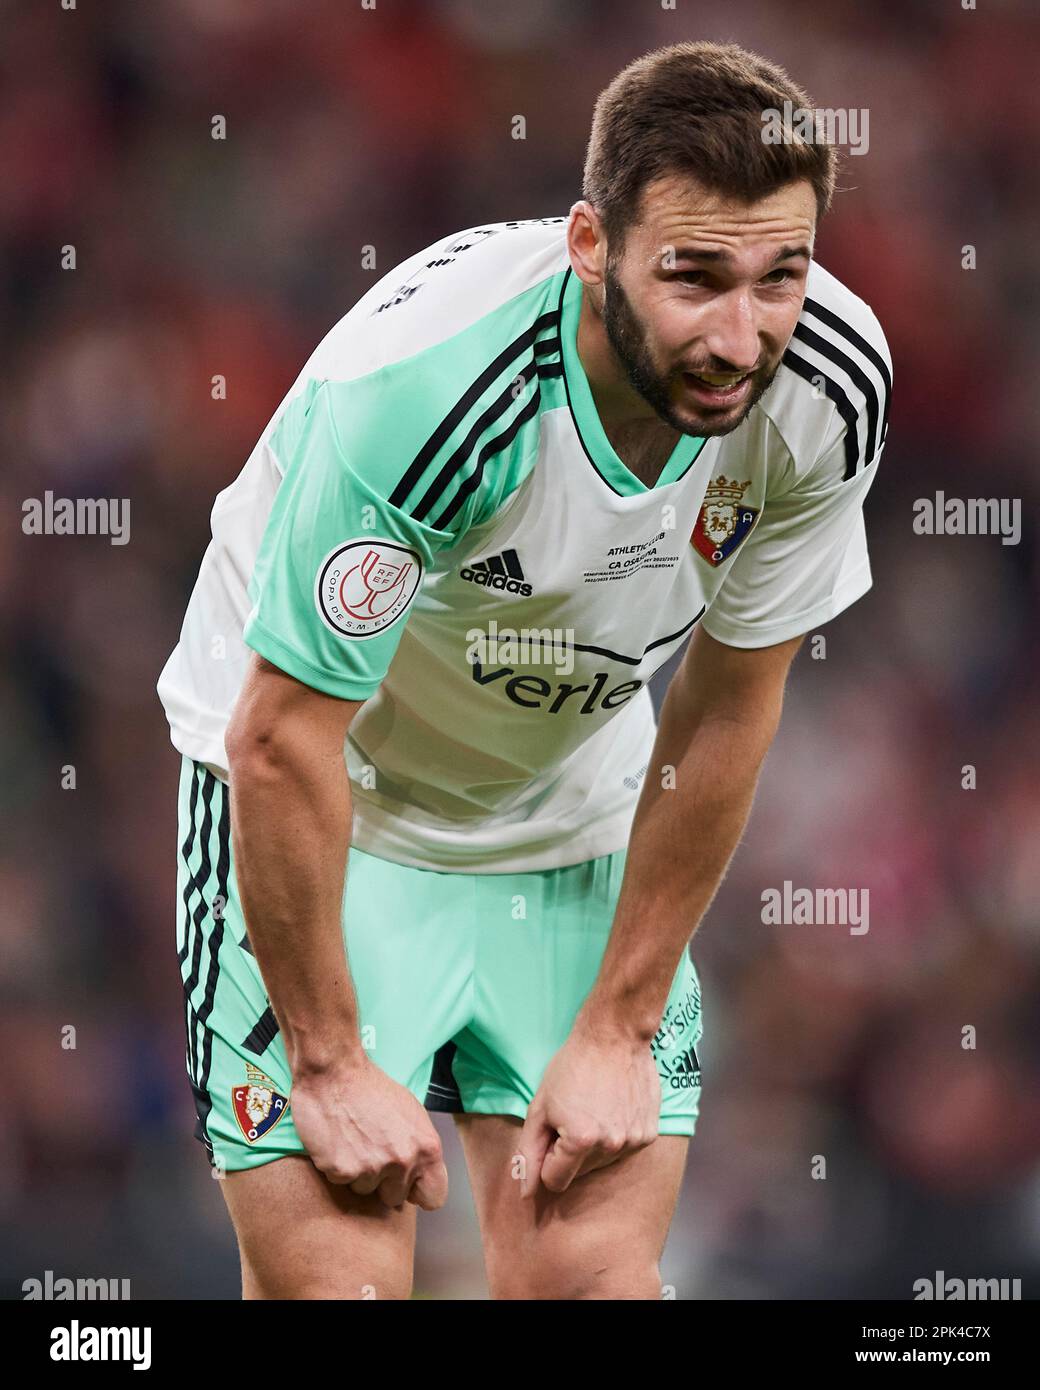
[
  {"x1": 691, "y1": 474, "x2": 759, "y2": 566},
  {"x1": 315, "y1": 538, "x2": 423, "y2": 639}
]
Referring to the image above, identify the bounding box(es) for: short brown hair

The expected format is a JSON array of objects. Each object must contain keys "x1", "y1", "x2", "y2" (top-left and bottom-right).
[{"x1": 582, "y1": 42, "x2": 837, "y2": 256}]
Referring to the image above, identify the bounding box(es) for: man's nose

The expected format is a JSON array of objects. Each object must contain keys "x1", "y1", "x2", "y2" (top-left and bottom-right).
[{"x1": 700, "y1": 290, "x2": 761, "y2": 373}]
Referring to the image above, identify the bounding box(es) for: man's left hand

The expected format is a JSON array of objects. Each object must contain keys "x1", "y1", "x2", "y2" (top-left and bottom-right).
[{"x1": 516, "y1": 1020, "x2": 660, "y2": 1197}]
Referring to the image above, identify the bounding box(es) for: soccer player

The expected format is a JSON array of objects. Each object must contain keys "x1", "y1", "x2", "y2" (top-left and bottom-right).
[{"x1": 158, "y1": 41, "x2": 891, "y2": 1299}]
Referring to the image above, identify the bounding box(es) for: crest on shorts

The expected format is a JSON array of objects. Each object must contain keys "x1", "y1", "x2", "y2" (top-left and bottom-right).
[
  {"x1": 691, "y1": 475, "x2": 758, "y2": 566},
  {"x1": 232, "y1": 1063, "x2": 290, "y2": 1144}
]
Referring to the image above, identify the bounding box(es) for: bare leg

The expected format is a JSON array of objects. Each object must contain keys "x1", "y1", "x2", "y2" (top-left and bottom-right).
[
  {"x1": 218, "y1": 1154, "x2": 417, "y2": 1300},
  {"x1": 455, "y1": 1114, "x2": 687, "y2": 1300}
]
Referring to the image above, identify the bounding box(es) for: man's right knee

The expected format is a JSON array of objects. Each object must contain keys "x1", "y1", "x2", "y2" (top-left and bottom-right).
[{"x1": 218, "y1": 1154, "x2": 417, "y2": 1300}]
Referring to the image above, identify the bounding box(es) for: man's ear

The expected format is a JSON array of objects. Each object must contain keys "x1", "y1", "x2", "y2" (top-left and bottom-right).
[{"x1": 567, "y1": 201, "x2": 608, "y2": 289}]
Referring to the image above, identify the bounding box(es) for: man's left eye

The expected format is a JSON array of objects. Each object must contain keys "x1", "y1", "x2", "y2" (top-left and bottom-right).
[{"x1": 761, "y1": 269, "x2": 791, "y2": 284}]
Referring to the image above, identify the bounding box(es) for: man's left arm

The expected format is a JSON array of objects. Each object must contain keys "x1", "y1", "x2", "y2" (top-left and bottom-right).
[
  {"x1": 518, "y1": 625, "x2": 802, "y2": 1196},
  {"x1": 519, "y1": 328, "x2": 891, "y2": 1195}
]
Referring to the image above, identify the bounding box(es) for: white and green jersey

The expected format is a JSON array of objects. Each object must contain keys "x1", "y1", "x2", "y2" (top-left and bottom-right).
[{"x1": 158, "y1": 217, "x2": 892, "y2": 871}]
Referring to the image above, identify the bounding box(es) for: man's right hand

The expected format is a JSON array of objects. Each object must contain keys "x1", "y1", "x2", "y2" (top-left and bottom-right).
[
  {"x1": 225, "y1": 658, "x2": 447, "y2": 1210},
  {"x1": 290, "y1": 1055, "x2": 449, "y2": 1210}
]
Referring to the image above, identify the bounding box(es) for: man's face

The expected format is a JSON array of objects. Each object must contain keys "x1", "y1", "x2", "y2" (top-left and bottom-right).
[{"x1": 598, "y1": 174, "x2": 816, "y2": 437}]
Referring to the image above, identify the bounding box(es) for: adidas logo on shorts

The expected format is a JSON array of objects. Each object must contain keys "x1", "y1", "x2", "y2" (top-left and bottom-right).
[
  {"x1": 664, "y1": 1044, "x2": 701, "y2": 1090},
  {"x1": 460, "y1": 549, "x2": 532, "y2": 596}
]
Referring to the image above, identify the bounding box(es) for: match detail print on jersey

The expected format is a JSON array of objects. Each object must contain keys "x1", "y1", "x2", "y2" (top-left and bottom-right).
[{"x1": 315, "y1": 538, "x2": 423, "y2": 639}]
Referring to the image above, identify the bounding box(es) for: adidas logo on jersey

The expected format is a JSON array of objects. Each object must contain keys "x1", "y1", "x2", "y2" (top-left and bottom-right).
[{"x1": 460, "y1": 549, "x2": 532, "y2": 596}]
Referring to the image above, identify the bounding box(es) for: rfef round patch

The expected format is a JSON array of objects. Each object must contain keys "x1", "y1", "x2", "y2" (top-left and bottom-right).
[{"x1": 314, "y1": 538, "x2": 423, "y2": 639}]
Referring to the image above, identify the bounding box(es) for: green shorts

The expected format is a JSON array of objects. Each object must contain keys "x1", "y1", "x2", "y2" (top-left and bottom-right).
[{"x1": 176, "y1": 757, "x2": 704, "y2": 1173}]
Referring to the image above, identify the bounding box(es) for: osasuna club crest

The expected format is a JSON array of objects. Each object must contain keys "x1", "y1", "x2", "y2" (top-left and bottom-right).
[
  {"x1": 315, "y1": 537, "x2": 423, "y2": 639},
  {"x1": 232, "y1": 1063, "x2": 290, "y2": 1144},
  {"x1": 691, "y1": 474, "x2": 759, "y2": 566}
]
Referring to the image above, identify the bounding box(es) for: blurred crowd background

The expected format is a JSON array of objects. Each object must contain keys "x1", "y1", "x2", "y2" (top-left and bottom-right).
[{"x1": 2, "y1": 0, "x2": 1039, "y2": 1300}]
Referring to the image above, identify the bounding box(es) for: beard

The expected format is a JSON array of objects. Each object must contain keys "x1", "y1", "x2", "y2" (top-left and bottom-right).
[{"x1": 601, "y1": 263, "x2": 780, "y2": 438}]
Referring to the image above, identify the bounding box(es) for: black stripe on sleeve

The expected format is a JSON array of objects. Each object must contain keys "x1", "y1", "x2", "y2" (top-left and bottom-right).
[
  {"x1": 791, "y1": 321, "x2": 881, "y2": 464},
  {"x1": 410, "y1": 359, "x2": 541, "y2": 524},
  {"x1": 429, "y1": 386, "x2": 542, "y2": 531},
  {"x1": 388, "y1": 310, "x2": 559, "y2": 511},
  {"x1": 802, "y1": 296, "x2": 892, "y2": 448},
  {"x1": 781, "y1": 349, "x2": 862, "y2": 480}
]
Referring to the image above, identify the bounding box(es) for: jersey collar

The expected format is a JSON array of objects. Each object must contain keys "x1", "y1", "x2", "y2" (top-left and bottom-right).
[{"x1": 559, "y1": 267, "x2": 707, "y2": 496}]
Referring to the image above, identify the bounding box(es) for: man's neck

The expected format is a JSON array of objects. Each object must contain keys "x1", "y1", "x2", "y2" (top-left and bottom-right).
[
  {"x1": 602, "y1": 419, "x2": 681, "y2": 488},
  {"x1": 576, "y1": 292, "x2": 678, "y2": 486}
]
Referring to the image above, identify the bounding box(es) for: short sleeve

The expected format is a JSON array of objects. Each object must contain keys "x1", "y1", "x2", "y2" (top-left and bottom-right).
[
  {"x1": 700, "y1": 435, "x2": 882, "y2": 649},
  {"x1": 242, "y1": 379, "x2": 453, "y2": 699}
]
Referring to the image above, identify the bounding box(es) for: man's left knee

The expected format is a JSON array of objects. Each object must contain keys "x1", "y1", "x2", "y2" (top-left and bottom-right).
[{"x1": 486, "y1": 1246, "x2": 662, "y2": 1300}]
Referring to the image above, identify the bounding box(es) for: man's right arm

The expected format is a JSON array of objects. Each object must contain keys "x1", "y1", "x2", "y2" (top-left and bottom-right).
[
  {"x1": 224, "y1": 371, "x2": 484, "y2": 1208},
  {"x1": 225, "y1": 652, "x2": 448, "y2": 1210}
]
